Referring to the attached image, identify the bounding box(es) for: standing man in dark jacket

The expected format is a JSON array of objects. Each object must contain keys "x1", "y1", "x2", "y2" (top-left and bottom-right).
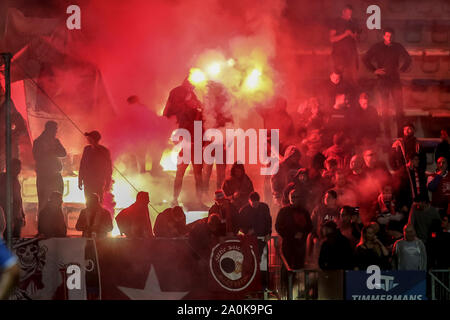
[
  {"x1": 275, "y1": 189, "x2": 312, "y2": 269},
  {"x1": 0, "y1": 159, "x2": 25, "y2": 239},
  {"x1": 78, "y1": 131, "x2": 112, "y2": 204},
  {"x1": 363, "y1": 28, "x2": 412, "y2": 138},
  {"x1": 33, "y1": 121, "x2": 67, "y2": 211},
  {"x1": 163, "y1": 78, "x2": 204, "y2": 206},
  {"x1": 329, "y1": 4, "x2": 361, "y2": 86},
  {"x1": 38, "y1": 191, "x2": 66, "y2": 238}
]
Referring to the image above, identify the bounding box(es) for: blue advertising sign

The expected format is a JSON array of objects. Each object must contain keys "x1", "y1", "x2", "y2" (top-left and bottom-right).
[{"x1": 345, "y1": 269, "x2": 427, "y2": 300}]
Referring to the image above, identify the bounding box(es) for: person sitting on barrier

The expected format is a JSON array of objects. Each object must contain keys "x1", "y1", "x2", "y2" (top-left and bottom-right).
[
  {"x1": 188, "y1": 213, "x2": 223, "y2": 260},
  {"x1": 275, "y1": 189, "x2": 312, "y2": 269},
  {"x1": 354, "y1": 224, "x2": 390, "y2": 270},
  {"x1": 37, "y1": 191, "x2": 67, "y2": 238},
  {"x1": 153, "y1": 206, "x2": 187, "y2": 238},
  {"x1": 392, "y1": 224, "x2": 427, "y2": 271},
  {"x1": 115, "y1": 192, "x2": 153, "y2": 238},
  {"x1": 222, "y1": 162, "x2": 254, "y2": 211},
  {"x1": 208, "y1": 190, "x2": 240, "y2": 237},
  {"x1": 76, "y1": 193, "x2": 113, "y2": 238},
  {"x1": 318, "y1": 220, "x2": 354, "y2": 270}
]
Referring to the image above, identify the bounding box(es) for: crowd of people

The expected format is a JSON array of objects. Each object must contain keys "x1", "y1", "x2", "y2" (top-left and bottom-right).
[{"x1": 0, "y1": 5, "x2": 448, "y2": 287}]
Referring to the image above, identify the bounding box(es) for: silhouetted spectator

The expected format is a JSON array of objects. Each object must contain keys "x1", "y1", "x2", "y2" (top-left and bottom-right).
[
  {"x1": 38, "y1": 191, "x2": 67, "y2": 238},
  {"x1": 189, "y1": 213, "x2": 223, "y2": 260},
  {"x1": 0, "y1": 85, "x2": 27, "y2": 171},
  {"x1": 163, "y1": 77, "x2": 204, "y2": 206},
  {"x1": 394, "y1": 153, "x2": 428, "y2": 211},
  {"x1": 338, "y1": 206, "x2": 362, "y2": 249},
  {"x1": 428, "y1": 216, "x2": 450, "y2": 269},
  {"x1": 33, "y1": 121, "x2": 67, "y2": 211},
  {"x1": 408, "y1": 198, "x2": 441, "y2": 245},
  {"x1": 319, "y1": 220, "x2": 354, "y2": 270},
  {"x1": 275, "y1": 189, "x2": 312, "y2": 269},
  {"x1": 239, "y1": 192, "x2": 272, "y2": 252},
  {"x1": 324, "y1": 93, "x2": 352, "y2": 145},
  {"x1": 332, "y1": 170, "x2": 358, "y2": 207},
  {"x1": 78, "y1": 131, "x2": 112, "y2": 203},
  {"x1": 153, "y1": 206, "x2": 187, "y2": 238},
  {"x1": 282, "y1": 168, "x2": 316, "y2": 210},
  {"x1": 354, "y1": 92, "x2": 380, "y2": 145},
  {"x1": 354, "y1": 225, "x2": 390, "y2": 270},
  {"x1": 208, "y1": 190, "x2": 239, "y2": 236},
  {"x1": 329, "y1": 4, "x2": 361, "y2": 86},
  {"x1": 317, "y1": 70, "x2": 353, "y2": 111},
  {"x1": 271, "y1": 145, "x2": 302, "y2": 206},
  {"x1": 76, "y1": 193, "x2": 113, "y2": 238},
  {"x1": 372, "y1": 184, "x2": 405, "y2": 239},
  {"x1": 257, "y1": 96, "x2": 295, "y2": 153},
  {"x1": 347, "y1": 154, "x2": 366, "y2": 190},
  {"x1": 435, "y1": 130, "x2": 450, "y2": 165},
  {"x1": 427, "y1": 156, "x2": 450, "y2": 216},
  {"x1": 390, "y1": 123, "x2": 426, "y2": 172},
  {"x1": 323, "y1": 132, "x2": 351, "y2": 169},
  {"x1": 392, "y1": 225, "x2": 427, "y2": 270},
  {"x1": 0, "y1": 159, "x2": 25, "y2": 239},
  {"x1": 363, "y1": 28, "x2": 411, "y2": 137},
  {"x1": 222, "y1": 163, "x2": 254, "y2": 211},
  {"x1": 115, "y1": 192, "x2": 153, "y2": 238}
]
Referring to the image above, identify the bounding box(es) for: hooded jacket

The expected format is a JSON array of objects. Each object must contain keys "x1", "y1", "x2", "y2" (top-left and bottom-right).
[{"x1": 222, "y1": 163, "x2": 254, "y2": 210}]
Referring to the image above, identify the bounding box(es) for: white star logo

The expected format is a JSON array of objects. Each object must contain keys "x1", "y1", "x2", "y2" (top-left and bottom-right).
[{"x1": 118, "y1": 265, "x2": 189, "y2": 300}]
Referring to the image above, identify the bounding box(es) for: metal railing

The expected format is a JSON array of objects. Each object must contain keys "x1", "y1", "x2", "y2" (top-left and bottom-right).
[
  {"x1": 429, "y1": 269, "x2": 450, "y2": 300},
  {"x1": 278, "y1": 245, "x2": 321, "y2": 300}
]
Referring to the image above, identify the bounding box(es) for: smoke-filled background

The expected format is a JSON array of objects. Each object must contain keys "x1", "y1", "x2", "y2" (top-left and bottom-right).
[{"x1": 2, "y1": 0, "x2": 433, "y2": 230}]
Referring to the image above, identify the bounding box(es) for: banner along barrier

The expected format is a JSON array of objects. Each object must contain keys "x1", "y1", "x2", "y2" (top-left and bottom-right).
[
  {"x1": 9, "y1": 236, "x2": 261, "y2": 300},
  {"x1": 345, "y1": 270, "x2": 427, "y2": 301}
]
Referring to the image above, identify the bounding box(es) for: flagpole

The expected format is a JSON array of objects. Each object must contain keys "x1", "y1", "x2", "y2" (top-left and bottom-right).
[{"x1": 1, "y1": 52, "x2": 13, "y2": 249}]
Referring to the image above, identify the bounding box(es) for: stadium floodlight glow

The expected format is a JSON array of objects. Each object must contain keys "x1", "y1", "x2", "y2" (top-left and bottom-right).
[
  {"x1": 207, "y1": 62, "x2": 221, "y2": 77},
  {"x1": 244, "y1": 68, "x2": 262, "y2": 90},
  {"x1": 188, "y1": 68, "x2": 207, "y2": 86}
]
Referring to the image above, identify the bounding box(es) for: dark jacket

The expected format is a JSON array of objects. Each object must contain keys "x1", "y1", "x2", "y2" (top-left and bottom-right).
[
  {"x1": 239, "y1": 202, "x2": 272, "y2": 237},
  {"x1": 115, "y1": 202, "x2": 153, "y2": 238},
  {"x1": 38, "y1": 205, "x2": 67, "y2": 238},
  {"x1": 153, "y1": 208, "x2": 187, "y2": 238},
  {"x1": 208, "y1": 200, "x2": 240, "y2": 235},
  {"x1": 275, "y1": 205, "x2": 312, "y2": 269},
  {"x1": 222, "y1": 163, "x2": 254, "y2": 210},
  {"x1": 76, "y1": 206, "x2": 113, "y2": 238},
  {"x1": 0, "y1": 173, "x2": 25, "y2": 227},
  {"x1": 163, "y1": 83, "x2": 203, "y2": 135},
  {"x1": 319, "y1": 230, "x2": 354, "y2": 270},
  {"x1": 271, "y1": 146, "x2": 302, "y2": 202},
  {"x1": 79, "y1": 145, "x2": 112, "y2": 189},
  {"x1": 389, "y1": 136, "x2": 426, "y2": 171},
  {"x1": 33, "y1": 133, "x2": 67, "y2": 175},
  {"x1": 363, "y1": 41, "x2": 412, "y2": 83}
]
